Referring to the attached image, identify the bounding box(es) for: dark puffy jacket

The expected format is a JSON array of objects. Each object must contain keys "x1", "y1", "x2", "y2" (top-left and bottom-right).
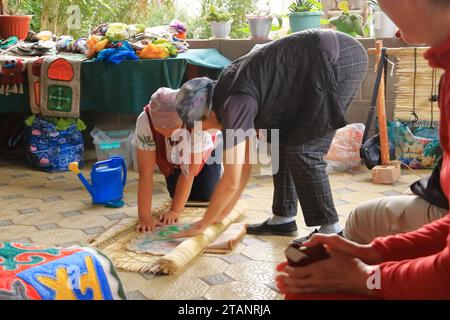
[{"x1": 213, "y1": 30, "x2": 346, "y2": 145}]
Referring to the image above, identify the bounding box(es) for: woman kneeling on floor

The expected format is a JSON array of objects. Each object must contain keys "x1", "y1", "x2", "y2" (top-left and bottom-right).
[{"x1": 132, "y1": 87, "x2": 222, "y2": 232}]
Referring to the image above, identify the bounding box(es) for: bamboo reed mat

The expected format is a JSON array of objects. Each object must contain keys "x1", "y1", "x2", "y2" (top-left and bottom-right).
[
  {"x1": 394, "y1": 47, "x2": 443, "y2": 122},
  {"x1": 90, "y1": 202, "x2": 246, "y2": 275}
]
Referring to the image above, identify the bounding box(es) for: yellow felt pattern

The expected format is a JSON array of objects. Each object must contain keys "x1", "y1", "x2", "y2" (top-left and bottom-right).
[{"x1": 36, "y1": 256, "x2": 103, "y2": 300}]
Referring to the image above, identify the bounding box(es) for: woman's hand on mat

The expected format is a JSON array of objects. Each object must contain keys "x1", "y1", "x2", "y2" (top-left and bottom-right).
[
  {"x1": 275, "y1": 250, "x2": 376, "y2": 296},
  {"x1": 170, "y1": 220, "x2": 207, "y2": 238},
  {"x1": 303, "y1": 234, "x2": 384, "y2": 265},
  {"x1": 159, "y1": 210, "x2": 182, "y2": 225},
  {"x1": 137, "y1": 216, "x2": 162, "y2": 233}
]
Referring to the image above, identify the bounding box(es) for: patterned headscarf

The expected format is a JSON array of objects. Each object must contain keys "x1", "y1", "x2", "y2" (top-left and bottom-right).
[
  {"x1": 149, "y1": 87, "x2": 182, "y2": 129},
  {"x1": 175, "y1": 77, "x2": 216, "y2": 129}
]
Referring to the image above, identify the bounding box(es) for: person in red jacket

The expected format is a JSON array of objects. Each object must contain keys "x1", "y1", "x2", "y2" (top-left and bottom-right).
[{"x1": 276, "y1": 0, "x2": 450, "y2": 300}]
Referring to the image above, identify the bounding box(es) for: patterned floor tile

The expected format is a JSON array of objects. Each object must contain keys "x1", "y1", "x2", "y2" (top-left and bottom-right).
[
  {"x1": 126, "y1": 290, "x2": 148, "y2": 300},
  {"x1": 11, "y1": 173, "x2": 32, "y2": 179},
  {"x1": 0, "y1": 160, "x2": 424, "y2": 300},
  {"x1": 200, "y1": 273, "x2": 235, "y2": 286},
  {"x1": 265, "y1": 282, "x2": 281, "y2": 293},
  {"x1": 36, "y1": 223, "x2": 60, "y2": 231},
  {"x1": 0, "y1": 219, "x2": 13, "y2": 227},
  {"x1": 225, "y1": 261, "x2": 277, "y2": 284},
  {"x1": 241, "y1": 244, "x2": 286, "y2": 263},
  {"x1": 47, "y1": 175, "x2": 66, "y2": 181},
  {"x1": 333, "y1": 188, "x2": 356, "y2": 195},
  {"x1": 138, "y1": 276, "x2": 210, "y2": 300},
  {"x1": 42, "y1": 195, "x2": 64, "y2": 202},
  {"x1": 82, "y1": 226, "x2": 105, "y2": 235},
  {"x1": 180, "y1": 257, "x2": 230, "y2": 278},
  {"x1": 204, "y1": 282, "x2": 281, "y2": 300},
  {"x1": 18, "y1": 207, "x2": 40, "y2": 215},
  {"x1": 383, "y1": 190, "x2": 404, "y2": 196},
  {"x1": 57, "y1": 241, "x2": 83, "y2": 248},
  {"x1": 10, "y1": 237, "x2": 34, "y2": 244},
  {"x1": 61, "y1": 210, "x2": 83, "y2": 217},
  {"x1": 2, "y1": 194, "x2": 24, "y2": 201},
  {"x1": 242, "y1": 236, "x2": 266, "y2": 246},
  {"x1": 219, "y1": 254, "x2": 252, "y2": 264},
  {"x1": 104, "y1": 212, "x2": 129, "y2": 220}
]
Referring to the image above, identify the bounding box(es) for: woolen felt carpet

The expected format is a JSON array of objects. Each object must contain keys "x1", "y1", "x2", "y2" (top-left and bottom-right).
[{"x1": 90, "y1": 202, "x2": 246, "y2": 275}]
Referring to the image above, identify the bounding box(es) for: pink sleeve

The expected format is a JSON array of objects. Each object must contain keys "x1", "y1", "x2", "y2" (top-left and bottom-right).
[{"x1": 372, "y1": 214, "x2": 450, "y2": 262}]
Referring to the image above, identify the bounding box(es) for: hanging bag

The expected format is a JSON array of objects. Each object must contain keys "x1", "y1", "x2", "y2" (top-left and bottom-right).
[{"x1": 360, "y1": 48, "x2": 395, "y2": 169}]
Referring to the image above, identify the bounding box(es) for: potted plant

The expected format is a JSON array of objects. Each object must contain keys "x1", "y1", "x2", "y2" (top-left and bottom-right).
[
  {"x1": 369, "y1": 0, "x2": 397, "y2": 38},
  {"x1": 0, "y1": 0, "x2": 31, "y2": 40},
  {"x1": 245, "y1": 2, "x2": 282, "y2": 40},
  {"x1": 205, "y1": 5, "x2": 233, "y2": 39},
  {"x1": 288, "y1": 0, "x2": 323, "y2": 33},
  {"x1": 329, "y1": 1, "x2": 364, "y2": 37}
]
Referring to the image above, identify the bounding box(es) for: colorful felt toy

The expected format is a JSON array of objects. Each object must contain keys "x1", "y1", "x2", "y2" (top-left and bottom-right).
[{"x1": 0, "y1": 59, "x2": 25, "y2": 96}]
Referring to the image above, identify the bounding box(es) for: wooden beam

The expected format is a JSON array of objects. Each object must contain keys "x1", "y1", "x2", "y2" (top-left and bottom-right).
[
  {"x1": 368, "y1": 47, "x2": 430, "y2": 56},
  {"x1": 375, "y1": 40, "x2": 390, "y2": 165}
]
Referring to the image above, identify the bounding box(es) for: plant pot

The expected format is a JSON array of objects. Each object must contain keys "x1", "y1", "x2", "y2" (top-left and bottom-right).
[
  {"x1": 288, "y1": 11, "x2": 322, "y2": 33},
  {"x1": 0, "y1": 15, "x2": 32, "y2": 40},
  {"x1": 210, "y1": 21, "x2": 232, "y2": 39},
  {"x1": 373, "y1": 11, "x2": 397, "y2": 38},
  {"x1": 246, "y1": 15, "x2": 273, "y2": 40}
]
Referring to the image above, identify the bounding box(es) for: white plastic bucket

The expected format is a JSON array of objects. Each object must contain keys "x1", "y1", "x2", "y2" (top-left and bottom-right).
[{"x1": 210, "y1": 21, "x2": 232, "y2": 39}]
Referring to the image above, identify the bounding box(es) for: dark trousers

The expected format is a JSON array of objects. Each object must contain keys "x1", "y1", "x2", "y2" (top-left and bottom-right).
[
  {"x1": 273, "y1": 133, "x2": 338, "y2": 227},
  {"x1": 273, "y1": 32, "x2": 368, "y2": 227},
  {"x1": 166, "y1": 163, "x2": 221, "y2": 202}
]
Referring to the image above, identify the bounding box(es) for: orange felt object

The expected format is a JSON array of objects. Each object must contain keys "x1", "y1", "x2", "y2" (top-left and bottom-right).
[
  {"x1": 137, "y1": 43, "x2": 170, "y2": 59},
  {"x1": 85, "y1": 36, "x2": 109, "y2": 59}
]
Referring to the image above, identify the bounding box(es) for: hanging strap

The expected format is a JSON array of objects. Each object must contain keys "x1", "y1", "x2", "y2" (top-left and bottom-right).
[
  {"x1": 362, "y1": 47, "x2": 388, "y2": 145},
  {"x1": 410, "y1": 47, "x2": 419, "y2": 128},
  {"x1": 429, "y1": 68, "x2": 439, "y2": 126}
]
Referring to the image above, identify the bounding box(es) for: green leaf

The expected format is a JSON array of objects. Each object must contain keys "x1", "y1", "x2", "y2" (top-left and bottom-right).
[
  {"x1": 76, "y1": 119, "x2": 87, "y2": 132},
  {"x1": 25, "y1": 115, "x2": 36, "y2": 127}
]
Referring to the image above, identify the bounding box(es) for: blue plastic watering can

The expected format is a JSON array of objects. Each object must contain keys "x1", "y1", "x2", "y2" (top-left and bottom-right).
[{"x1": 69, "y1": 156, "x2": 127, "y2": 206}]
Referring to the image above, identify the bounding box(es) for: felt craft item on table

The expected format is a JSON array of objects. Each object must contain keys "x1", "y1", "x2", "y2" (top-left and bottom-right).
[
  {"x1": 0, "y1": 58, "x2": 26, "y2": 96},
  {"x1": 96, "y1": 41, "x2": 139, "y2": 65}
]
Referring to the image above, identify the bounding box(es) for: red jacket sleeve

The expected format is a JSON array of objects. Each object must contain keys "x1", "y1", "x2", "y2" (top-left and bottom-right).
[
  {"x1": 376, "y1": 245, "x2": 450, "y2": 299},
  {"x1": 372, "y1": 214, "x2": 449, "y2": 262},
  {"x1": 370, "y1": 215, "x2": 450, "y2": 299}
]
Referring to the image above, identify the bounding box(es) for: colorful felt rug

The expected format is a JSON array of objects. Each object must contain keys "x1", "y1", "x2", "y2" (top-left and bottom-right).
[
  {"x1": 90, "y1": 202, "x2": 246, "y2": 275},
  {"x1": 27, "y1": 55, "x2": 83, "y2": 118},
  {"x1": 0, "y1": 242, "x2": 126, "y2": 300}
]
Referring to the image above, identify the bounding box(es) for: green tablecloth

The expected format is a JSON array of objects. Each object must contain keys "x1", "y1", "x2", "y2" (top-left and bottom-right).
[{"x1": 0, "y1": 49, "x2": 230, "y2": 114}]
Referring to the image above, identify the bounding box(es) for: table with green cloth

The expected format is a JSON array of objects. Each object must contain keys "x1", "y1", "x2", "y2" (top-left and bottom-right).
[{"x1": 0, "y1": 49, "x2": 230, "y2": 114}]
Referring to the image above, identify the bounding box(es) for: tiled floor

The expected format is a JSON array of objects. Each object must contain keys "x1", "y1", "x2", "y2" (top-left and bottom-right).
[{"x1": 0, "y1": 154, "x2": 424, "y2": 300}]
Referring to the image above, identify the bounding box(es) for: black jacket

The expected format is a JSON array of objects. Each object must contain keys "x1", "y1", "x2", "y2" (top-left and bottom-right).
[
  {"x1": 213, "y1": 30, "x2": 346, "y2": 145},
  {"x1": 411, "y1": 157, "x2": 449, "y2": 210}
]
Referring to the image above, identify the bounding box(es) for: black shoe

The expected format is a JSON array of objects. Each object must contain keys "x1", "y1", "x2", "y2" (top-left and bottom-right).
[
  {"x1": 292, "y1": 229, "x2": 344, "y2": 245},
  {"x1": 247, "y1": 219, "x2": 298, "y2": 237}
]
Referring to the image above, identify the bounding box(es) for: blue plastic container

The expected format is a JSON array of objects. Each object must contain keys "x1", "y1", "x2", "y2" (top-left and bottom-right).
[
  {"x1": 88, "y1": 156, "x2": 127, "y2": 205},
  {"x1": 288, "y1": 11, "x2": 323, "y2": 33}
]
